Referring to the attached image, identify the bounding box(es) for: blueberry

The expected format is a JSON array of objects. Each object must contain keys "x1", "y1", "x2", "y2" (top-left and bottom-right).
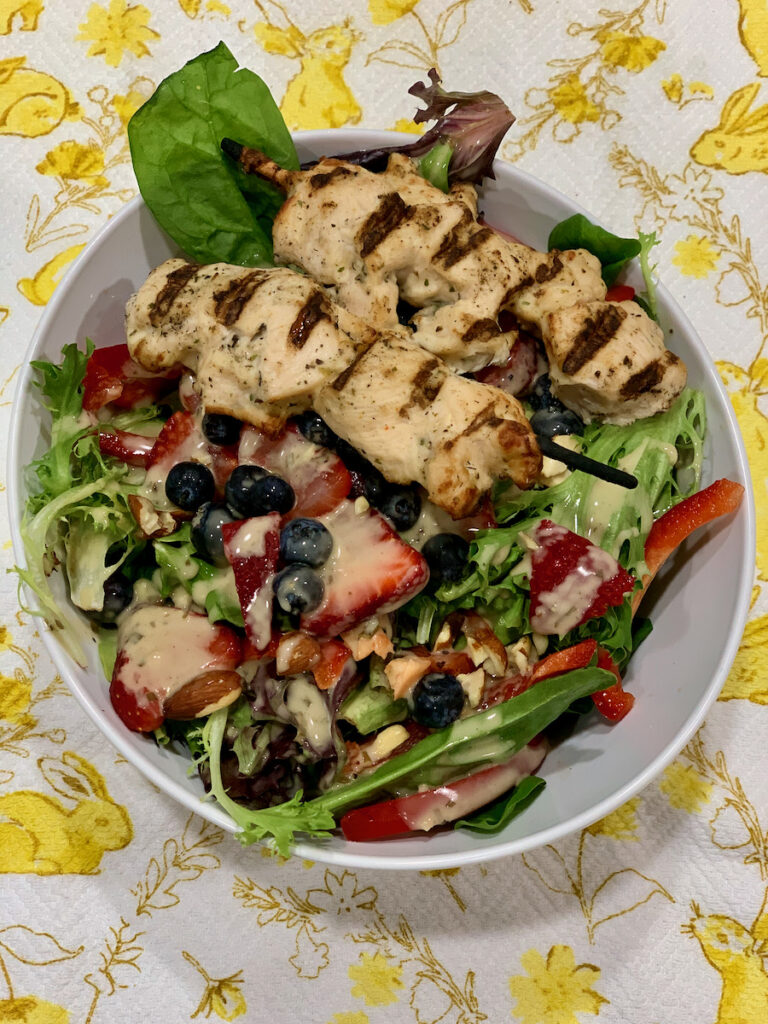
[
  {"x1": 273, "y1": 565, "x2": 324, "y2": 615},
  {"x1": 335, "y1": 438, "x2": 368, "y2": 472},
  {"x1": 280, "y1": 518, "x2": 333, "y2": 568},
  {"x1": 528, "y1": 374, "x2": 560, "y2": 412},
  {"x1": 361, "y1": 465, "x2": 387, "y2": 506},
  {"x1": 101, "y1": 571, "x2": 133, "y2": 623},
  {"x1": 422, "y1": 533, "x2": 470, "y2": 584},
  {"x1": 411, "y1": 673, "x2": 465, "y2": 729},
  {"x1": 202, "y1": 412, "x2": 241, "y2": 446},
  {"x1": 192, "y1": 502, "x2": 237, "y2": 567},
  {"x1": 226, "y1": 466, "x2": 295, "y2": 517},
  {"x1": 295, "y1": 411, "x2": 338, "y2": 449},
  {"x1": 530, "y1": 407, "x2": 585, "y2": 437},
  {"x1": 165, "y1": 461, "x2": 215, "y2": 511},
  {"x1": 379, "y1": 485, "x2": 421, "y2": 531}
]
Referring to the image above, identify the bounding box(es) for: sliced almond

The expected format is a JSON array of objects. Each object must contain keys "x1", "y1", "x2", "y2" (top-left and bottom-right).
[
  {"x1": 276, "y1": 632, "x2": 321, "y2": 676},
  {"x1": 129, "y1": 494, "x2": 179, "y2": 539},
  {"x1": 463, "y1": 612, "x2": 508, "y2": 676},
  {"x1": 164, "y1": 670, "x2": 242, "y2": 720}
]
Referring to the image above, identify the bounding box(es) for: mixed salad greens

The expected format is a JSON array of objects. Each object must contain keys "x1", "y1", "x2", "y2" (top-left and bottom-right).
[{"x1": 17, "y1": 44, "x2": 743, "y2": 855}]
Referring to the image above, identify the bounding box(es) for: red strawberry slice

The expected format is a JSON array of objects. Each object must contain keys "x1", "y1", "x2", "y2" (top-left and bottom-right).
[
  {"x1": 222, "y1": 514, "x2": 281, "y2": 652},
  {"x1": 473, "y1": 332, "x2": 542, "y2": 397},
  {"x1": 528, "y1": 520, "x2": 635, "y2": 635},
  {"x1": 98, "y1": 428, "x2": 156, "y2": 468},
  {"x1": 239, "y1": 423, "x2": 351, "y2": 518},
  {"x1": 83, "y1": 343, "x2": 180, "y2": 413},
  {"x1": 109, "y1": 606, "x2": 242, "y2": 733},
  {"x1": 301, "y1": 499, "x2": 429, "y2": 637},
  {"x1": 148, "y1": 411, "x2": 238, "y2": 494}
]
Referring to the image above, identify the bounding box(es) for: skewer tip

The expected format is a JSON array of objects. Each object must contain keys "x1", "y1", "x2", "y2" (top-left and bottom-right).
[{"x1": 221, "y1": 137, "x2": 244, "y2": 162}]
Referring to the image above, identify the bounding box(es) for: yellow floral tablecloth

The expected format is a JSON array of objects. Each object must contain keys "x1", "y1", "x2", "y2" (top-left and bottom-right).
[{"x1": 1, "y1": 2, "x2": 767, "y2": 1022}]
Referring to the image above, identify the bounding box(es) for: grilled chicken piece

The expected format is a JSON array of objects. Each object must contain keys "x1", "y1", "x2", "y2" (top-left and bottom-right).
[
  {"x1": 126, "y1": 258, "x2": 541, "y2": 516},
  {"x1": 543, "y1": 300, "x2": 688, "y2": 424},
  {"x1": 231, "y1": 146, "x2": 607, "y2": 373}
]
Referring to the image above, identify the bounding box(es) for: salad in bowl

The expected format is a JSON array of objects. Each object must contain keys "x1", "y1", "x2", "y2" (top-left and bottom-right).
[{"x1": 10, "y1": 44, "x2": 752, "y2": 864}]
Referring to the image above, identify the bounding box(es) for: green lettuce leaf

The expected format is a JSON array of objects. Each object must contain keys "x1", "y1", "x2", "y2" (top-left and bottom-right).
[
  {"x1": 495, "y1": 389, "x2": 706, "y2": 573},
  {"x1": 455, "y1": 775, "x2": 545, "y2": 833},
  {"x1": 128, "y1": 41, "x2": 298, "y2": 267},
  {"x1": 548, "y1": 214, "x2": 641, "y2": 286}
]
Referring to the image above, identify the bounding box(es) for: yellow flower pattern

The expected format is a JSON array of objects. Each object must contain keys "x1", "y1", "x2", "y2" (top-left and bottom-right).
[
  {"x1": 672, "y1": 234, "x2": 720, "y2": 277},
  {"x1": 508, "y1": 945, "x2": 608, "y2": 1024},
  {"x1": 600, "y1": 32, "x2": 665, "y2": 71},
  {"x1": 77, "y1": 0, "x2": 159, "y2": 68},
  {"x1": 2, "y1": 4, "x2": 768, "y2": 1023},
  {"x1": 548, "y1": 75, "x2": 601, "y2": 125},
  {"x1": 586, "y1": 797, "x2": 640, "y2": 841},
  {"x1": 659, "y1": 761, "x2": 713, "y2": 813},
  {"x1": 348, "y1": 952, "x2": 404, "y2": 1007}
]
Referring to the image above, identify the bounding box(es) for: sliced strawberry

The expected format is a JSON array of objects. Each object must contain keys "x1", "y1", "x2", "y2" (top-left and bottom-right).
[
  {"x1": 148, "y1": 411, "x2": 238, "y2": 494},
  {"x1": 473, "y1": 333, "x2": 542, "y2": 397},
  {"x1": 222, "y1": 514, "x2": 281, "y2": 653},
  {"x1": 109, "y1": 606, "x2": 241, "y2": 733},
  {"x1": 98, "y1": 428, "x2": 156, "y2": 468},
  {"x1": 83, "y1": 343, "x2": 180, "y2": 413},
  {"x1": 528, "y1": 520, "x2": 635, "y2": 635},
  {"x1": 301, "y1": 499, "x2": 429, "y2": 637},
  {"x1": 239, "y1": 423, "x2": 351, "y2": 518},
  {"x1": 313, "y1": 639, "x2": 353, "y2": 690}
]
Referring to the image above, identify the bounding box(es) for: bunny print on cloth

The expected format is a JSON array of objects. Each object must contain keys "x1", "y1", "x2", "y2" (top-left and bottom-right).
[
  {"x1": 691, "y1": 82, "x2": 768, "y2": 173},
  {"x1": 0, "y1": 752, "x2": 132, "y2": 874}
]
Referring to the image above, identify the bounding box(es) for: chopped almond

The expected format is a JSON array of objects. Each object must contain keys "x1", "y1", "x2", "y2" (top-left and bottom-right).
[{"x1": 384, "y1": 653, "x2": 432, "y2": 700}]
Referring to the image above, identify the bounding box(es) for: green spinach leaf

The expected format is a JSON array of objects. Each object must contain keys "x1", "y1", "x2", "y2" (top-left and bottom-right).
[
  {"x1": 455, "y1": 775, "x2": 545, "y2": 833},
  {"x1": 548, "y1": 213, "x2": 641, "y2": 286},
  {"x1": 128, "y1": 42, "x2": 298, "y2": 267}
]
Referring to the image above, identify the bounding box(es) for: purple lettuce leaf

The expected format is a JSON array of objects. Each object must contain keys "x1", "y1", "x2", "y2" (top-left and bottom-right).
[{"x1": 300, "y1": 68, "x2": 515, "y2": 184}]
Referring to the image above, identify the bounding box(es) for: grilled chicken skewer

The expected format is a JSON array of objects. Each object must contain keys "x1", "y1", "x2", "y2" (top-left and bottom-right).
[
  {"x1": 126, "y1": 258, "x2": 541, "y2": 517},
  {"x1": 225, "y1": 142, "x2": 686, "y2": 425}
]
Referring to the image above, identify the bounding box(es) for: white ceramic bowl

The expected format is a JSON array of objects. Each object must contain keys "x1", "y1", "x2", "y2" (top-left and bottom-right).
[{"x1": 8, "y1": 130, "x2": 755, "y2": 869}]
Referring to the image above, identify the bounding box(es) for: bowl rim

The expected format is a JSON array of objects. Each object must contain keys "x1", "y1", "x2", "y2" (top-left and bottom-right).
[{"x1": 7, "y1": 129, "x2": 756, "y2": 870}]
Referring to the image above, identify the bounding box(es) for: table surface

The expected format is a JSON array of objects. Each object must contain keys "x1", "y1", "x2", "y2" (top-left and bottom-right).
[{"x1": 1, "y1": 2, "x2": 767, "y2": 1022}]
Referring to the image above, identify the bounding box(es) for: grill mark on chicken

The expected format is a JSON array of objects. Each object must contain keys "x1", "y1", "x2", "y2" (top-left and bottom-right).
[
  {"x1": 500, "y1": 276, "x2": 535, "y2": 306},
  {"x1": 213, "y1": 271, "x2": 269, "y2": 326},
  {"x1": 358, "y1": 193, "x2": 410, "y2": 257},
  {"x1": 620, "y1": 356, "x2": 666, "y2": 399},
  {"x1": 309, "y1": 166, "x2": 354, "y2": 191},
  {"x1": 535, "y1": 253, "x2": 564, "y2": 283},
  {"x1": 330, "y1": 338, "x2": 377, "y2": 392},
  {"x1": 288, "y1": 291, "x2": 330, "y2": 349},
  {"x1": 561, "y1": 304, "x2": 627, "y2": 375},
  {"x1": 149, "y1": 262, "x2": 198, "y2": 326},
  {"x1": 462, "y1": 318, "x2": 501, "y2": 343},
  {"x1": 398, "y1": 357, "x2": 443, "y2": 416},
  {"x1": 443, "y1": 404, "x2": 505, "y2": 450},
  {"x1": 437, "y1": 225, "x2": 495, "y2": 269}
]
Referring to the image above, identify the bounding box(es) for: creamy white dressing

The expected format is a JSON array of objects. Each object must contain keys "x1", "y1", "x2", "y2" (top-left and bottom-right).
[
  {"x1": 399, "y1": 498, "x2": 461, "y2": 550},
  {"x1": 190, "y1": 568, "x2": 239, "y2": 615},
  {"x1": 284, "y1": 675, "x2": 332, "y2": 752},
  {"x1": 116, "y1": 605, "x2": 229, "y2": 705}
]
